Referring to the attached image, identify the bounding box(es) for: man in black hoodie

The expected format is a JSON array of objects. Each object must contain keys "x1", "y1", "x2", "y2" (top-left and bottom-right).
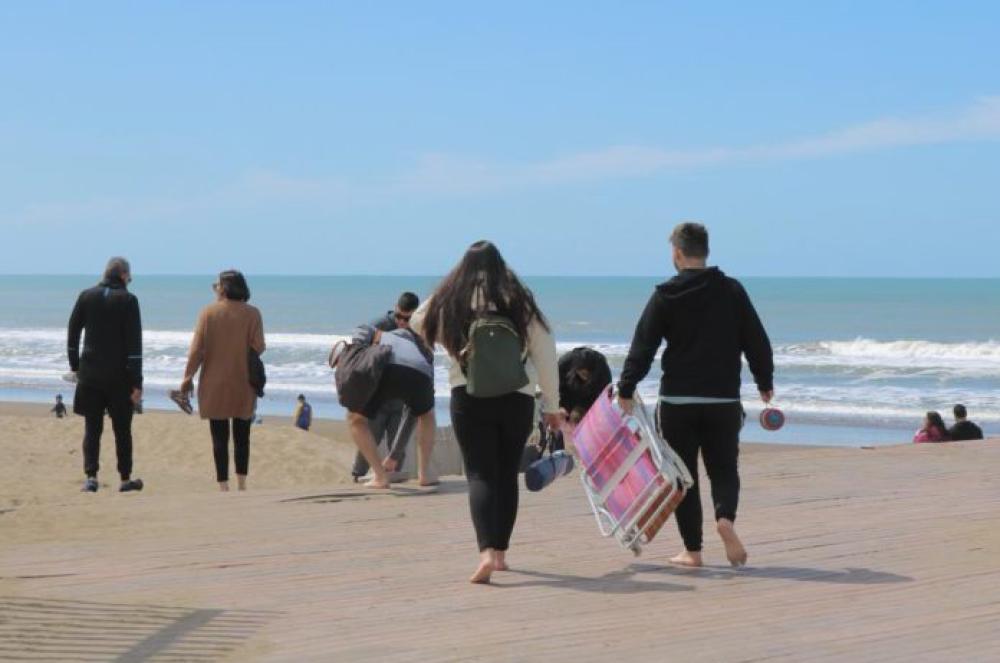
[
  {"x1": 618, "y1": 223, "x2": 773, "y2": 568},
  {"x1": 67, "y1": 257, "x2": 144, "y2": 493}
]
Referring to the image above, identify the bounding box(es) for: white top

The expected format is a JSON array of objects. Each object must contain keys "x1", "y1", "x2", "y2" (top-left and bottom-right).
[{"x1": 411, "y1": 296, "x2": 560, "y2": 414}]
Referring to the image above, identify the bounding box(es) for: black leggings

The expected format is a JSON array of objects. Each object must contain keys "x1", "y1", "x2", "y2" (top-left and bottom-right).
[
  {"x1": 450, "y1": 387, "x2": 535, "y2": 552},
  {"x1": 658, "y1": 401, "x2": 744, "y2": 552},
  {"x1": 209, "y1": 419, "x2": 251, "y2": 482}
]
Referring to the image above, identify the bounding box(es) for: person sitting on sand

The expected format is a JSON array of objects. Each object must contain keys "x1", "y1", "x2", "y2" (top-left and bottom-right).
[
  {"x1": 331, "y1": 324, "x2": 438, "y2": 489},
  {"x1": 913, "y1": 411, "x2": 950, "y2": 443},
  {"x1": 293, "y1": 394, "x2": 313, "y2": 431},
  {"x1": 948, "y1": 404, "x2": 984, "y2": 441},
  {"x1": 51, "y1": 394, "x2": 67, "y2": 418}
]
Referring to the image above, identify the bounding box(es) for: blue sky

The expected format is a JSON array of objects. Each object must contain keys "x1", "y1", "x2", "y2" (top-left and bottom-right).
[{"x1": 1, "y1": 1, "x2": 998, "y2": 277}]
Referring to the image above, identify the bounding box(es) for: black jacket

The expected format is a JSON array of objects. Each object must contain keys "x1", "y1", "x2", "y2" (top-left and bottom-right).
[
  {"x1": 618, "y1": 268, "x2": 773, "y2": 399},
  {"x1": 67, "y1": 278, "x2": 143, "y2": 390},
  {"x1": 948, "y1": 420, "x2": 983, "y2": 441}
]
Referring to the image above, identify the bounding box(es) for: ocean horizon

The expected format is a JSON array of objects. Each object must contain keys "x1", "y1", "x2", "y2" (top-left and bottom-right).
[{"x1": 2, "y1": 274, "x2": 998, "y2": 447}]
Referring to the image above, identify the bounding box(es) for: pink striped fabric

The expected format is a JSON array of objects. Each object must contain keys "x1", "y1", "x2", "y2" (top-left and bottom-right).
[{"x1": 573, "y1": 393, "x2": 668, "y2": 522}]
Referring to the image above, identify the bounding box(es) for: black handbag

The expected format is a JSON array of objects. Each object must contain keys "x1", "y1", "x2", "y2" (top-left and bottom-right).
[{"x1": 248, "y1": 348, "x2": 266, "y2": 397}]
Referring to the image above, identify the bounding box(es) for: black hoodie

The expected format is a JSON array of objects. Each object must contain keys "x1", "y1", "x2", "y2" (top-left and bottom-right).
[
  {"x1": 618, "y1": 268, "x2": 773, "y2": 400},
  {"x1": 67, "y1": 278, "x2": 143, "y2": 390}
]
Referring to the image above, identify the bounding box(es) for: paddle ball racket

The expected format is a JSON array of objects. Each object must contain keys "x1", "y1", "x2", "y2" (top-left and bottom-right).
[{"x1": 759, "y1": 406, "x2": 785, "y2": 431}]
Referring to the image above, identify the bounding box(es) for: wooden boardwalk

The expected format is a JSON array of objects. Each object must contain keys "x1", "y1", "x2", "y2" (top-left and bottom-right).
[{"x1": 2, "y1": 439, "x2": 999, "y2": 661}]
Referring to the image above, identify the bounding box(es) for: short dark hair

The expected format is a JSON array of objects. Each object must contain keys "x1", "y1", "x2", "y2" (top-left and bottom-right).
[
  {"x1": 954, "y1": 404, "x2": 967, "y2": 419},
  {"x1": 397, "y1": 291, "x2": 419, "y2": 312},
  {"x1": 670, "y1": 222, "x2": 709, "y2": 259},
  {"x1": 297, "y1": 394, "x2": 305, "y2": 401},
  {"x1": 103, "y1": 256, "x2": 131, "y2": 283},
  {"x1": 218, "y1": 269, "x2": 250, "y2": 302}
]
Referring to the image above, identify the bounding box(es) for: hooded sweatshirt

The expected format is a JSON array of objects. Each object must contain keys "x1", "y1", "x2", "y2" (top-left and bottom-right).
[{"x1": 618, "y1": 267, "x2": 773, "y2": 400}]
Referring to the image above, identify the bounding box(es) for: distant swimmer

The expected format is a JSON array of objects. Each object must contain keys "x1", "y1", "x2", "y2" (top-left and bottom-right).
[
  {"x1": 51, "y1": 394, "x2": 67, "y2": 418},
  {"x1": 67, "y1": 257, "x2": 145, "y2": 493},
  {"x1": 948, "y1": 404, "x2": 983, "y2": 441},
  {"x1": 293, "y1": 394, "x2": 313, "y2": 431}
]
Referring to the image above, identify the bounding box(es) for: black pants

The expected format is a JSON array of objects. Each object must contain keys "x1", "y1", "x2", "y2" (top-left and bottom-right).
[
  {"x1": 79, "y1": 384, "x2": 134, "y2": 480},
  {"x1": 658, "y1": 401, "x2": 743, "y2": 552},
  {"x1": 451, "y1": 387, "x2": 535, "y2": 552},
  {"x1": 83, "y1": 410, "x2": 134, "y2": 480},
  {"x1": 209, "y1": 419, "x2": 251, "y2": 482}
]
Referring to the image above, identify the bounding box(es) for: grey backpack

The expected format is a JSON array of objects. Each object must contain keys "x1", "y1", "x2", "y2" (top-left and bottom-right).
[
  {"x1": 460, "y1": 314, "x2": 529, "y2": 398},
  {"x1": 330, "y1": 328, "x2": 392, "y2": 412}
]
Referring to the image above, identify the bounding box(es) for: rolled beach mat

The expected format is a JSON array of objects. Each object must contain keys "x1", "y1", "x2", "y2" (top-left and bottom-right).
[
  {"x1": 759, "y1": 406, "x2": 785, "y2": 431},
  {"x1": 525, "y1": 450, "x2": 575, "y2": 492}
]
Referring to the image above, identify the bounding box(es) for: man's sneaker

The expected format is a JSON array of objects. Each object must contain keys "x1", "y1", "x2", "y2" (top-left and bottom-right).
[
  {"x1": 81, "y1": 477, "x2": 98, "y2": 493},
  {"x1": 120, "y1": 479, "x2": 144, "y2": 492}
]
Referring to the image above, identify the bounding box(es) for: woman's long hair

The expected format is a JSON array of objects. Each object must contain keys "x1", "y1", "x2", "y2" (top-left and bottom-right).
[
  {"x1": 926, "y1": 411, "x2": 950, "y2": 440},
  {"x1": 423, "y1": 241, "x2": 549, "y2": 357}
]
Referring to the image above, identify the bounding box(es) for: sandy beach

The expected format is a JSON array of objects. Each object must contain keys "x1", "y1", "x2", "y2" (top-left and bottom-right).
[
  {"x1": 0, "y1": 402, "x2": 362, "y2": 514},
  {"x1": 2, "y1": 402, "x2": 999, "y2": 660}
]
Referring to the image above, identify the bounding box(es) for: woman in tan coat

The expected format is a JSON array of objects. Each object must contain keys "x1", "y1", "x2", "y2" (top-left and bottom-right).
[{"x1": 180, "y1": 270, "x2": 266, "y2": 491}]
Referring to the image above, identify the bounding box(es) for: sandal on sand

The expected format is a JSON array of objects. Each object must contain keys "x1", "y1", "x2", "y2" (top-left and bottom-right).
[{"x1": 169, "y1": 390, "x2": 193, "y2": 415}]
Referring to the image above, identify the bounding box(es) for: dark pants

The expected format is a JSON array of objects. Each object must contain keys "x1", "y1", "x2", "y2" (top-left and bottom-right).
[
  {"x1": 78, "y1": 384, "x2": 134, "y2": 480},
  {"x1": 658, "y1": 401, "x2": 744, "y2": 552},
  {"x1": 351, "y1": 401, "x2": 414, "y2": 477},
  {"x1": 209, "y1": 419, "x2": 251, "y2": 482},
  {"x1": 451, "y1": 387, "x2": 535, "y2": 552}
]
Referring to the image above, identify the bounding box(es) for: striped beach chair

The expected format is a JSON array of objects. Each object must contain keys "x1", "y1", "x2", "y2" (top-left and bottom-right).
[{"x1": 572, "y1": 388, "x2": 693, "y2": 555}]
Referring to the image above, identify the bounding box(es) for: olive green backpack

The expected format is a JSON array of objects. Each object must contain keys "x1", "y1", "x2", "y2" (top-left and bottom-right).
[{"x1": 460, "y1": 314, "x2": 529, "y2": 397}]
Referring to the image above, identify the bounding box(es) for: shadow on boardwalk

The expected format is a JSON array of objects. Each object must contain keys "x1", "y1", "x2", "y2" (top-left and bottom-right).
[
  {"x1": 628, "y1": 562, "x2": 914, "y2": 585},
  {"x1": 0, "y1": 596, "x2": 276, "y2": 662}
]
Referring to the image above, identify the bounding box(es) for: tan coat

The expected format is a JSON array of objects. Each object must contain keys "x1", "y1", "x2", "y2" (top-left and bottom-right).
[{"x1": 183, "y1": 300, "x2": 266, "y2": 420}]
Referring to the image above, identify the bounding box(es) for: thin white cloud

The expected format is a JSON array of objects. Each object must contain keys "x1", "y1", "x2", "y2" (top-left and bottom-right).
[
  {"x1": 5, "y1": 96, "x2": 1000, "y2": 225},
  {"x1": 399, "y1": 95, "x2": 1000, "y2": 193}
]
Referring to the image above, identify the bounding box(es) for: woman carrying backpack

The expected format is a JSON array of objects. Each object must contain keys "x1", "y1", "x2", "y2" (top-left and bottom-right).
[{"x1": 413, "y1": 240, "x2": 560, "y2": 584}]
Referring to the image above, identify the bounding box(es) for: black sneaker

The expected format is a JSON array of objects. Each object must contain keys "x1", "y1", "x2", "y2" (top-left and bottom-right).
[
  {"x1": 120, "y1": 479, "x2": 144, "y2": 492},
  {"x1": 81, "y1": 477, "x2": 98, "y2": 493}
]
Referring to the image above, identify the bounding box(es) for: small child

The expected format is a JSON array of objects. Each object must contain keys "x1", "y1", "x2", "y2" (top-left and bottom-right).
[{"x1": 51, "y1": 394, "x2": 67, "y2": 418}]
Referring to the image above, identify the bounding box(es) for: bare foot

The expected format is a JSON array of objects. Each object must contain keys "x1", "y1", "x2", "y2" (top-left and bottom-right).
[
  {"x1": 218, "y1": 482, "x2": 230, "y2": 492},
  {"x1": 236, "y1": 475, "x2": 247, "y2": 491},
  {"x1": 470, "y1": 559, "x2": 495, "y2": 584},
  {"x1": 363, "y1": 477, "x2": 391, "y2": 489},
  {"x1": 382, "y1": 457, "x2": 398, "y2": 472},
  {"x1": 669, "y1": 550, "x2": 703, "y2": 567},
  {"x1": 494, "y1": 551, "x2": 509, "y2": 571},
  {"x1": 418, "y1": 476, "x2": 440, "y2": 487},
  {"x1": 717, "y1": 518, "x2": 748, "y2": 567}
]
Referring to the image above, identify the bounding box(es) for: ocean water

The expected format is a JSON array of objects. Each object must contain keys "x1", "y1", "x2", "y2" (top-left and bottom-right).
[{"x1": 2, "y1": 275, "x2": 998, "y2": 446}]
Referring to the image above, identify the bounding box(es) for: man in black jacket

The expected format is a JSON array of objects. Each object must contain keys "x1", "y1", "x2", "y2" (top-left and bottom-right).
[
  {"x1": 67, "y1": 257, "x2": 144, "y2": 493},
  {"x1": 618, "y1": 223, "x2": 773, "y2": 568},
  {"x1": 949, "y1": 404, "x2": 984, "y2": 441}
]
